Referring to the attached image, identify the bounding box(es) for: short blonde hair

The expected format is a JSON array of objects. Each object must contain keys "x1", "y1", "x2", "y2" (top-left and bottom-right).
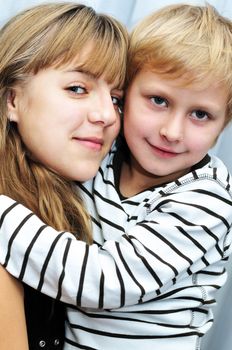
[{"x1": 128, "y1": 3, "x2": 232, "y2": 125}]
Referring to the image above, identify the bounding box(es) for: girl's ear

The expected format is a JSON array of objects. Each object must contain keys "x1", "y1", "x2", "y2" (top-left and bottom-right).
[{"x1": 7, "y1": 89, "x2": 20, "y2": 123}]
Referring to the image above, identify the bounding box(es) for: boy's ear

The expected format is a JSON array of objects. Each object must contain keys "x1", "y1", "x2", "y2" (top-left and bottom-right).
[{"x1": 7, "y1": 89, "x2": 19, "y2": 123}]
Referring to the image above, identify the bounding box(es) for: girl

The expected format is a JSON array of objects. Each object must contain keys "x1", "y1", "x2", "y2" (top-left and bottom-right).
[{"x1": 0, "y1": 2, "x2": 128, "y2": 349}]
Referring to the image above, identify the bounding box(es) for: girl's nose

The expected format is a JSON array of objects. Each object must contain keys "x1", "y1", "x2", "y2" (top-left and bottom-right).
[{"x1": 88, "y1": 93, "x2": 118, "y2": 127}]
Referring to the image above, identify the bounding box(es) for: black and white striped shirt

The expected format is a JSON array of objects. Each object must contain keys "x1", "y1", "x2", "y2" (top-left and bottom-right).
[{"x1": 0, "y1": 145, "x2": 232, "y2": 349}]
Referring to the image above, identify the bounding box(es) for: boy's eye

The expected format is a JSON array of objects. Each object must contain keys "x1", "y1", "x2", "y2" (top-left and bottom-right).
[
  {"x1": 191, "y1": 110, "x2": 209, "y2": 121},
  {"x1": 151, "y1": 96, "x2": 168, "y2": 107},
  {"x1": 68, "y1": 85, "x2": 87, "y2": 94}
]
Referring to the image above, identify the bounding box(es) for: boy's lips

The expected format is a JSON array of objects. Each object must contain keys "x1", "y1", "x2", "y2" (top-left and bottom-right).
[{"x1": 148, "y1": 142, "x2": 180, "y2": 158}]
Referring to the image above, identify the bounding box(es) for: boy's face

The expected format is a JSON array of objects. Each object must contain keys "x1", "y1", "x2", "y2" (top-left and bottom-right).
[{"x1": 123, "y1": 69, "x2": 227, "y2": 187}]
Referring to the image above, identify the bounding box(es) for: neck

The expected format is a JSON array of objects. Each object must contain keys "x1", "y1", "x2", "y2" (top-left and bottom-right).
[{"x1": 119, "y1": 157, "x2": 190, "y2": 197}]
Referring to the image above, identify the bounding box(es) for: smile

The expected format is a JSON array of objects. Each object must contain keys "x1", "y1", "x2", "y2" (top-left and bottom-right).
[
  {"x1": 73, "y1": 137, "x2": 103, "y2": 151},
  {"x1": 149, "y1": 143, "x2": 179, "y2": 159}
]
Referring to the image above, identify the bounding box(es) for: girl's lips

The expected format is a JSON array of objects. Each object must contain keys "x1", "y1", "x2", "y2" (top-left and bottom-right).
[{"x1": 73, "y1": 137, "x2": 103, "y2": 151}]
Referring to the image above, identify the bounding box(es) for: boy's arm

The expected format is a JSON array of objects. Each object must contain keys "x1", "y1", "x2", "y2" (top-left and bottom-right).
[
  {"x1": 0, "y1": 186, "x2": 232, "y2": 309},
  {"x1": 0, "y1": 265, "x2": 29, "y2": 350}
]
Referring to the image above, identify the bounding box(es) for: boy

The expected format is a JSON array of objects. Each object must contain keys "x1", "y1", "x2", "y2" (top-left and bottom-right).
[{"x1": 1, "y1": 4, "x2": 232, "y2": 349}]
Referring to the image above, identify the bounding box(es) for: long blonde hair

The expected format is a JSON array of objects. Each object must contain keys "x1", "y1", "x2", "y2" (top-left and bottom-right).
[
  {"x1": 0, "y1": 2, "x2": 128, "y2": 243},
  {"x1": 128, "y1": 3, "x2": 232, "y2": 126}
]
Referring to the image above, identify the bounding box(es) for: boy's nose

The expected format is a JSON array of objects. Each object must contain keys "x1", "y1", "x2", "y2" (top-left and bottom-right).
[{"x1": 160, "y1": 115, "x2": 184, "y2": 142}]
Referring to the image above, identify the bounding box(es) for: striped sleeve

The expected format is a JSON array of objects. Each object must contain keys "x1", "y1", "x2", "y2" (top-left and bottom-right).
[{"x1": 0, "y1": 176, "x2": 232, "y2": 309}]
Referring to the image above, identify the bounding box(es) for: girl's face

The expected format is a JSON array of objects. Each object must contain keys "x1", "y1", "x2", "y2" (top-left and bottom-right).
[
  {"x1": 8, "y1": 60, "x2": 123, "y2": 181},
  {"x1": 123, "y1": 69, "x2": 228, "y2": 191}
]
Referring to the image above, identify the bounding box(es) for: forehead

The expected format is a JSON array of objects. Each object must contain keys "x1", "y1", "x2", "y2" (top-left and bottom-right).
[
  {"x1": 132, "y1": 69, "x2": 228, "y2": 93},
  {"x1": 56, "y1": 41, "x2": 123, "y2": 88}
]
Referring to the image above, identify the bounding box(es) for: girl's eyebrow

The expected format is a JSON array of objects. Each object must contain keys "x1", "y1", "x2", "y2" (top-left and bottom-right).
[
  {"x1": 64, "y1": 68, "x2": 123, "y2": 91},
  {"x1": 64, "y1": 68, "x2": 97, "y2": 81}
]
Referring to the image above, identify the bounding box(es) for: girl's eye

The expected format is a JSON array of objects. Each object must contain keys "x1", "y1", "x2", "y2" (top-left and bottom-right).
[
  {"x1": 67, "y1": 85, "x2": 87, "y2": 94},
  {"x1": 111, "y1": 96, "x2": 123, "y2": 113},
  {"x1": 151, "y1": 96, "x2": 168, "y2": 107},
  {"x1": 191, "y1": 110, "x2": 209, "y2": 121}
]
